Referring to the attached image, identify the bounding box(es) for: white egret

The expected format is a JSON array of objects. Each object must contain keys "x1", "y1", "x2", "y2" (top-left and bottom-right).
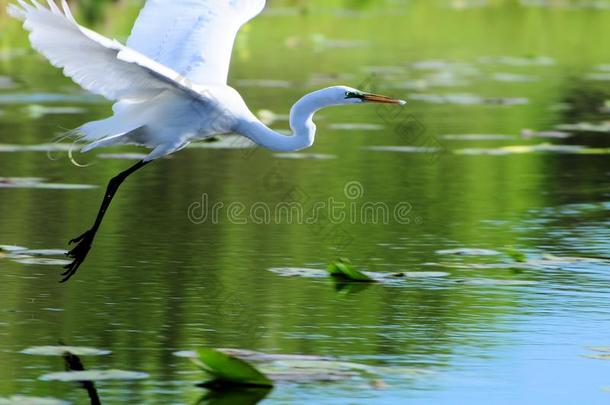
[{"x1": 9, "y1": 0, "x2": 406, "y2": 282}]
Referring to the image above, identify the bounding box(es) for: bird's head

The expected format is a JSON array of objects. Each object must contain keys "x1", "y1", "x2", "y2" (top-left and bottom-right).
[{"x1": 327, "y1": 86, "x2": 407, "y2": 106}]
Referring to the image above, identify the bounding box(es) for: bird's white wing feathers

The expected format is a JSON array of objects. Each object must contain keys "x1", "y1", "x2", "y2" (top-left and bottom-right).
[
  {"x1": 126, "y1": 0, "x2": 266, "y2": 85},
  {"x1": 8, "y1": 0, "x2": 204, "y2": 101}
]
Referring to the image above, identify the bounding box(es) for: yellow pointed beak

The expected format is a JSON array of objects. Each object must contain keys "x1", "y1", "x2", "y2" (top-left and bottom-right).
[{"x1": 362, "y1": 93, "x2": 407, "y2": 105}]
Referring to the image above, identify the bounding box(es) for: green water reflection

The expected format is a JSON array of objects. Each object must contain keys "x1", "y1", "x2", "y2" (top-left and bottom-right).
[{"x1": 1, "y1": 0, "x2": 609, "y2": 404}]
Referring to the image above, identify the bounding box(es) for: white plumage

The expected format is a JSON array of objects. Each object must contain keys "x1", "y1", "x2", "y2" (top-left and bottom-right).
[
  {"x1": 9, "y1": 0, "x2": 405, "y2": 161},
  {"x1": 9, "y1": 0, "x2": 406, "y2": 282}
]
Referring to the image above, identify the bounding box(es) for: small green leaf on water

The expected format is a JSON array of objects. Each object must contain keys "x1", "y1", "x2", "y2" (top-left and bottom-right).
[
  {"x1": 194, "y1": 348, "x2": 273, "y2": 387},
  {"x1": 327, "y1": 259, "x2": 375, "y2": 282},
  {"x1": 505, "y1": 246, "x2": 527, "y2": 262}
]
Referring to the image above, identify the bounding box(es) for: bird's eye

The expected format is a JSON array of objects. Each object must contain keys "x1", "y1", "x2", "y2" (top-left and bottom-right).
[{"x1": 345, "y1": 91, "x2": 359, "y2": 99}]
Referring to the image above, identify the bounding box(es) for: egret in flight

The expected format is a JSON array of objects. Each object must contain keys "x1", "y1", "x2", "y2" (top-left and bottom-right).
[{"x1": 9, "y1": 0, "x2": 406, "y2": 282}]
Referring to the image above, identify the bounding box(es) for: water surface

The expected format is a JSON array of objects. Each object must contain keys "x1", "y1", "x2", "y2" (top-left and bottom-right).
[{"x1": 1, "y1": 1, "x2": 610, "y2": 404}]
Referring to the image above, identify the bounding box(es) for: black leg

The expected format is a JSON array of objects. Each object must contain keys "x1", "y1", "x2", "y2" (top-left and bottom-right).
[{"x1": 61, "y1": 160, "x2": 151, "y2": 283}]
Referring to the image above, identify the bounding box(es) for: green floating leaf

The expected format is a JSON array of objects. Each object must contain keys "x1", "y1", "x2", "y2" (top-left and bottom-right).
[
  {"x1": 505, "y1": 247, "x2": 527, "y2": 263},
  {"x1": 194, "y1": 348, "x2": 273, "y2": 388},
  {"x1": 327, "y1": 259, "x2": 375, "y2": 282}
]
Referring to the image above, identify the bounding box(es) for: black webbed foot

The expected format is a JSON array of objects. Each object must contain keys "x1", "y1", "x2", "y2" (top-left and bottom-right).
[{"x1": 61, "y1": 229, "x2": 95, "y2": 283}]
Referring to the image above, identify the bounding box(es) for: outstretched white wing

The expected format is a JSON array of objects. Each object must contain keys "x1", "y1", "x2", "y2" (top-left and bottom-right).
[
  {"x1": 9, "y1": 0, "x2": 204, "y2": 101},
  {"x1": 126, "y1": 0, "x2": 266, "y2": 86}
]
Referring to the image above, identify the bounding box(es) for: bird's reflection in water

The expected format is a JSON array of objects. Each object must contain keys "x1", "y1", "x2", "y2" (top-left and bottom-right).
[{"x1": 62, "y1": 351, "x2": 101, "y2": 405}]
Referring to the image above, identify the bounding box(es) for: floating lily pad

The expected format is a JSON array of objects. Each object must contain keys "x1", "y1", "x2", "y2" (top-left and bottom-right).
[
  {"x1": 193, "y1": 348, "x2": 273, "y2": 387},
  {"x1": 0, "y1": 177, "x2": 96, "y2": 190},
  {"x1": 525, "y1": 255, "x2": 609, "y2": 270},
  {"x1": 273, "y1": 153, "x2": 336, "y2": 160},
  {"x1": 0, "y1": 93, "x2": 102, "y2": 105},
  {"x1": 219, "y1": 349, "x2": 334, "y2": 363},
  {"x1": 327, "y1": 259, "x2": 375, "y2": 282},
  {"x1": 267, "y1": 267, "x2": 328, "y2": 278},
  {"x1": 261, "y1": 358, "x2": 431, "y2": 382},
  {"x1": 21, "y1": 346, "x2": 111, "y2": 356},
  {"x1": 583, "y1": 354, "x2": 610, "y2": 361},
  {"x1": 585, "y1": 73, "x2": 610, "y2": 81},
  {"x1": 587, "y1": 347, "x2": 610, "y2": 353},
  {"x1": 175, "y1": 349, "x2": 333, "y2": 362},
  {"x1": 436, "y1": 248, "x2": 501, "y2": 256},
  {"x1": 575, "y1": 148, "x2": 610, "y2": 155},
  {"x1": 0, "y1": 144, "x2": 75, "y2": 153},
  {"x1": 26, "y1": 105, "x2": 86, "y2": 119},
  {"x1": 521, "y1": 129, "x2": 571, "y2": 139},
  {"x1": 178, "y1": 348, "x2": 429, "y2": 385},
  {"x1": 440, "y1": 134, "x2": 514, "y2": 141},
  {"x1": 365, "y1": 146, "x2": 443, "y2": 153},
  {"x1": 478, "y1": 55, "x2": 554, "y2": 66},
  {"x1": 16, "y1": 249, "x2": 68, "y2": 257},
  {"x1": 329, "y1": 123, "x2": 384, "y2": 131},
  {"x1": 457, "y1": 278, "x2": 537, "y2": 286},
  {"x1": 492, "y1": 73, "x2": 538, "y2": 82},
  {"x1": 0, "y1": 245, "x2": 28, "y2": 253},
  {"x1": 39, "y1": 370, "x2": 148, "y2": 382},
  {"x1": 454, "y1": 144, "x2": 587, "y2": 156},
  {"x1": 311, "y1": 35, "x2": 369, "y2": 50},
  {"x1": 401, "y1": 271, "x2": 450, "y2": 278},
  {"x1": 409, "y1": 93, "x2": 528, "y2": 106},
  {"x1": 0, "y1": 76, "x2": 17, "y2": 90},
  {"x1": 555, "y1": 122, "x2": 610, "y2": 133},
  {"x1": 0, "y1": 396, "x2": 68, "y2": 405},
  {"x1": 13, "y1": 258, "x2": 73, "y2": 266}
]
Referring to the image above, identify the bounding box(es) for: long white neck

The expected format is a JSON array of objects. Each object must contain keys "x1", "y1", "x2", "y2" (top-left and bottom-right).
[{"x1": 237, "y1": 89, "x2": 337, "y2": 152}]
